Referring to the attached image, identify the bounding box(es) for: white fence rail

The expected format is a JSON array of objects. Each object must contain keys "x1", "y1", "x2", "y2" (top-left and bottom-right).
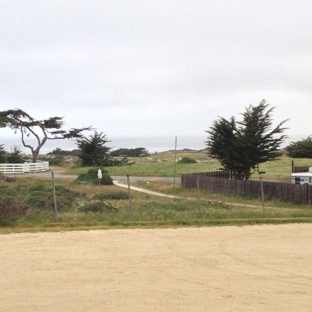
[{"x1": 0, "y1": 161, "x2": 49, "y2": 174}]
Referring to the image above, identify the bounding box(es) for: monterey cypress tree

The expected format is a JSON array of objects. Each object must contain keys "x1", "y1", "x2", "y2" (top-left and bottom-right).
[
  {"x1": 0, "y1": 109, "x2": 91, "y2": 162},
  {"x1": 206, "y1": 100, "x2": 288, "y2": 179},
  {"x1": 286, "y1": 136, "x2": 312, "y2": 158},
  {"x1": 76, "y1": 131, "x2": 113, "y2": 167},
  {"x1": 6, "y1": 146, "x2": 26, "y2": 164},
  {"x1": 206, "y1": 117, "x2": 242, "y2": 179},
  {"x1": 0, "y1": 144, "x2": 6, "y2": 163}
]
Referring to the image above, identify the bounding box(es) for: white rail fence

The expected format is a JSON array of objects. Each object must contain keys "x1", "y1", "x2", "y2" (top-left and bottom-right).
[{"x1": 0, "y1": 161, "x2": 49, "y2": 174}]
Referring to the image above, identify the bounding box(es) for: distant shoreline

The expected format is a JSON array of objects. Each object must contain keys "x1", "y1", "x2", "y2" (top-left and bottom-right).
[
  {"x1": 2, "y1": 135, "x2": 208, "y2": 154},
  {"x1": 2, "y1": 132, "x2": 304, "y2": 155}
]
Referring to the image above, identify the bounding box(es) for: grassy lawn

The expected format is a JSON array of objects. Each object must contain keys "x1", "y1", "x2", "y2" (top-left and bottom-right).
[
  {"x1": 64, "y1": 151, "x2": 219, "y2": 177},
  {"x1": 63, "y1": 154, "x2": 312, "y2": 180}
]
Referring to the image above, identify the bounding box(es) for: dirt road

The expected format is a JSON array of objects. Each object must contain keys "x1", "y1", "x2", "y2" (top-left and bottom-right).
[{"x1": 1, "y1": 224, "x2": 312, "y2": 311}]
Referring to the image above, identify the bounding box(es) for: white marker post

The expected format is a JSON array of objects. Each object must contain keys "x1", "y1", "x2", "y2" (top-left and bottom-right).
[{"x1": 97, "y1": 169, "x2": 102, "y2": 185}]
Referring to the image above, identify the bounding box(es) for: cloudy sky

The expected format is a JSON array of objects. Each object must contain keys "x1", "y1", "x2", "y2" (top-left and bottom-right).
[{"x1": 1, "y1": 0, "x2": 311, "y2": 152}]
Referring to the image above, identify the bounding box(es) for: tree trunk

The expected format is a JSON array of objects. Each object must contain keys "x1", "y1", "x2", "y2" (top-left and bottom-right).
[{"x1": 32, "y1": 149, "x2": 40, "y2": 163}]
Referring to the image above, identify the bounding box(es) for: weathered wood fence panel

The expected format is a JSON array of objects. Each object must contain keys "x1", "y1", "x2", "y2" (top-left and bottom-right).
[
  {"x1": 291, "y1": 159, "x2": 311, "y2": 173},
  {"x1": 186, "y1": 171, "x2": 230, "y2": 179},
  {"x1": 181, "y1": 174, "x2": 312, "y2": 205},
  {"x1": 293, "y1": 166, "x2": 310, "y2": 173}
]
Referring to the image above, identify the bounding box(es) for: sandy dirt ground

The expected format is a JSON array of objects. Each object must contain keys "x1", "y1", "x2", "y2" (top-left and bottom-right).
[{"x1": 1, "y1": 224, "x2": 312, "y2": 312}]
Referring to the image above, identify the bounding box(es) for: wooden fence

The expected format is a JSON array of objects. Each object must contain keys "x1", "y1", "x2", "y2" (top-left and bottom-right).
[
  {"x1": 291, "y1": 160, "x2": 311, "y2": 173},
  {"x1": 181, "y1": 174, "x2": 312, "y2": 205},
  {"x1": 293, "y1": 166, "x2": 310, "y2": 173},
  {"x1": 185, "y1": 171, "x2": 230, "y2": 179}
]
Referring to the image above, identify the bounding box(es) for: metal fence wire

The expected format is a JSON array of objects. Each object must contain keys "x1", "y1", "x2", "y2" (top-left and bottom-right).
[
  {"x1": 1, "y1": 168, "x2": 183, "y2": 221},
  {"x1": 2, "y1": 166, "x2": 312, "y2": 224}
]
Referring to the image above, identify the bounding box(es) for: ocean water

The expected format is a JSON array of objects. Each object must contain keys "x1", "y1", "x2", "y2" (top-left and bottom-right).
[{"x1": 1, "y1": 135, "x2": 207, "y2": 155}]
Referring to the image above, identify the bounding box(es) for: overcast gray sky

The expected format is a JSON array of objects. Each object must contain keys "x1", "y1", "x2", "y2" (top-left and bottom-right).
[{"x1": 1, "y1": 0, "x2": 311, "y2": 151}]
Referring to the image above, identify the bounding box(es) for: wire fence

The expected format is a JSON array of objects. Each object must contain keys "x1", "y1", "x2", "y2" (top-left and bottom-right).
[
  {"x1": 1, "y1": 169, "x2": 182, "y2": 222},
  {"x1": 2, "y1": 166, "x2": 312, "y2": 226},
  {"x1": 1, "y1": 167, "x2": 222, "y2": 224}
]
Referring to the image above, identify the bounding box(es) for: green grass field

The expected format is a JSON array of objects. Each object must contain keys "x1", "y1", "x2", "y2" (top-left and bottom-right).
[{"x1": 65, "y1": 154, "x2": 311, "y2": 180}]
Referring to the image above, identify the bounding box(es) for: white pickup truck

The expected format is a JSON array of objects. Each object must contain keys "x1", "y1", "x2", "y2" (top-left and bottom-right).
[{"x1": 291, "y1": 167, "x2": 312, "y2": 185}]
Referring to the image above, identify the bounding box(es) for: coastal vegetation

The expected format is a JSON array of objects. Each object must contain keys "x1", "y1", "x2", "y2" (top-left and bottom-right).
[{"x1": 0, "y1": 152, "x2": 312, "y2": 232}]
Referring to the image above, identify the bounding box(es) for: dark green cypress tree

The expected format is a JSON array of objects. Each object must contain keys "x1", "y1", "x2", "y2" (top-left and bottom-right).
[
  {"x1": 286, "y1": 136, "x2": 312, "y2": 158},
  {"x1": 206, "y1": 100, "x2": 288, "y2": 179},
  {"x1": 206, "y1": 116, "x2": 243, "y2": 179},
  {"x1": 7, "y1": 146, "x2": 26, "y2": 164},
  {"x1": 76, "y1": 132, "x2": 113, "y2": 167},
  {"x1": 0, "y1": 144, "x2": 6, "y2": 163}
]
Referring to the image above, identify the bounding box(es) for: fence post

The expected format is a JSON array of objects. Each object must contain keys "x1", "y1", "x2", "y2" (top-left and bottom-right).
[
  {"x1": 127, "y1": 174, "x2": 133, "y2": 219},
  {"x1": 173, "y1": 136, "x2": 177, "y2": 188},
  {"x1": 51, "y1": 171, "x2": 57, "y2": 221},
  {"x1": 260, "y1": 177, "x2": 265, "y2": 217},
  {"x1": 196, "y1": 175, "x2": 201, "y2": 215}
]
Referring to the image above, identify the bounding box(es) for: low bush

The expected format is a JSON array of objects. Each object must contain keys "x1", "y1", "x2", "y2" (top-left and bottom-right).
[
  {"x1": 78, "y1": 200, "x2": 118, "y2": 213},
  {"x1": 74, "y1": 168, "x2": 113, "y2": 185},
  {"x1": 93, "y1": 191, "x2": 130, "y2": 200},
  {"x1": 46, "y1": 156, "x2": 64, "y2": 166},
  {"x1": 25, "y1": 183, "x2": 86, "y2": 212},
  {"x1": 0, "y1": 184, "x2": 29, "y2": 226},
  {"x1": 178, "y1": 157, "x2": 197, "y2": 164}
]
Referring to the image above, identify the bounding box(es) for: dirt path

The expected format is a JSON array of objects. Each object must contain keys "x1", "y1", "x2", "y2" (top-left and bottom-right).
[
  {"x1": 1, "y1": 224, "x2": 312, "y2": 311},
  {"x1": 113, "y1": 180, "x2": 180, "y2": 198}
]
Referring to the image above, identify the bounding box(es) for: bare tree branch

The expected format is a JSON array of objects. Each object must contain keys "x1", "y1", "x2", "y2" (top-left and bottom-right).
[{"x1": 0, "y1": 109, "x2": 92, "y2": 162}]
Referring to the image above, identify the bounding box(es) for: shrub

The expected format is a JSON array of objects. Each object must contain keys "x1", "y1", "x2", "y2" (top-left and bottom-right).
[
  {"x1": 93, "y1": 191, "x2": 130, "y2": 200},
  {"x1": 28, "y1": 184, "x2": 46, "y2": 192},
  {"x1": 78, "y1": 200, "x2": 118, "y2": 213},
  {"x1": 25, "y1": 183, "x2": 86, "y2": 211},
  {"x1": 0, "y1": 185, "x2": 29, "y2": 226},
  {"x1": 6, "y1": 146, "x2": 27, "y2": 163},
  {"x1": 74, "y1": 168, "x2": 113, "y2": 185},
  {"x1": 178, "y1": 157, "x2": 197, "y2": 164},
  {"x1": 41, "y1": 156, "x2": 64, "y2": 166}
]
